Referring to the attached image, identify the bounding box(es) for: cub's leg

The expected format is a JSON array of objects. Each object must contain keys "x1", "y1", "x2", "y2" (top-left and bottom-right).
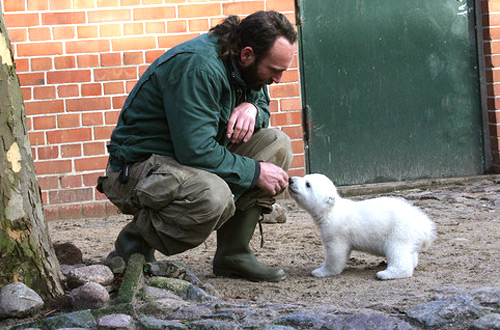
[
  {"x1": 376, "y1": 245, "x2": 414, "y2": 280},
  {"x1": 312, "y1": 240, "x2": 350, "y2": 277}
]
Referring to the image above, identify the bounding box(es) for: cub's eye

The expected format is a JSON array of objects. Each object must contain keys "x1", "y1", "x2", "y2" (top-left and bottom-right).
[{"x1": 306, "y1": 182, "x2": 311, "y2": 188}]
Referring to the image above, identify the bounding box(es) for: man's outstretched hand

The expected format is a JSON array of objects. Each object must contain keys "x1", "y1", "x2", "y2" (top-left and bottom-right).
[{"x1": 257, "y1": 162, "x2": 289, "y2": 196}]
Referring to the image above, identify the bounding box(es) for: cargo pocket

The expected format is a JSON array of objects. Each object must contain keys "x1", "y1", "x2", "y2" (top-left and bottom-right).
[{"x1": 135, "y1": 161, "x2": 182, "y2": 211}]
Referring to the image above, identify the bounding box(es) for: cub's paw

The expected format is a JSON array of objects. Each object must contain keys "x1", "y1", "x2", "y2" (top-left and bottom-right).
[{"x1": 311, "y1": 266, "x2": 337, "y2": 278}]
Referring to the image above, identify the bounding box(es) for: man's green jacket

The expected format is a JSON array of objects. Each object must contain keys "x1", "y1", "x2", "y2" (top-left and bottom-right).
[{"x1": 107, "y1": 33, "x2": 271, "y2": 200}]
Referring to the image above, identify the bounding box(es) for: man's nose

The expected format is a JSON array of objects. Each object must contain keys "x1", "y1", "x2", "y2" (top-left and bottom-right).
[{"x1": 272, "y1": 72, "x2": 283, "y2": 84}]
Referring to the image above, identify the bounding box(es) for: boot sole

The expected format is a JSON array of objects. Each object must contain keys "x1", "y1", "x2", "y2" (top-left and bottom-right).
[{"x1": 213, "y1": 267, "x2": 287, "y2": 282}]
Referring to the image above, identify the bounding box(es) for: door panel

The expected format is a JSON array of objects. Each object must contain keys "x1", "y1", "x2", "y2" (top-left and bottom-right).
[{"x1": 298, "y1": 0, "x2": 484, "y2": 185}]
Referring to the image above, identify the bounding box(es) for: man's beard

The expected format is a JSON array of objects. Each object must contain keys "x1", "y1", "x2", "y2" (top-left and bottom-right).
[{"x1": 239, "y1": 61, "x2": 270, "y2": 91}]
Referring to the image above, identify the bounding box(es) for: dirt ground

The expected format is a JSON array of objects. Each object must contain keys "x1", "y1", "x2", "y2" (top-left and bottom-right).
[{"x1": 48, "y1": 176, "x2": 500, "y2": 312}]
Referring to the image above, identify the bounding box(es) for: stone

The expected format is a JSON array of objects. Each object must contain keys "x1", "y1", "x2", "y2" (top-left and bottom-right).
[
  {"x1": 66, "y1": 264, "x2": 115, "y2": 289},
  {"x1": 0, "y1": 283, "x2": 44, "y2": 319},
  {"x1": 262, "y1": 203, "x2": 287, "y2": 223},
  {"x1": 139, "y1": 316, "x2": 188, "y2": 329},
  {"x1": 470, "y1": 313, "x2": 500, "y2": 330},
  {"x1": 97, "y1": 313, "x2": 134, "y2": 329},
  {"x1": 70, "y1": 282, "x2": 110, "y2": 310},
  {"x1": 53, "y1": 242, "x2": 83, "y2": 265}
]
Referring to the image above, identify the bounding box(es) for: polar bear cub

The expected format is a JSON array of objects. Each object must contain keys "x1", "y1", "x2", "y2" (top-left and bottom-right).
[{"x1": 288, "y1": 173, "x2": 436, "y2": 280}]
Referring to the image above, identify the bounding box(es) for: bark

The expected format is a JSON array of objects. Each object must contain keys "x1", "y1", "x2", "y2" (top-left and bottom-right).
[{"x1": 0, "y1": 8, "x2": 64, "y2": 299}]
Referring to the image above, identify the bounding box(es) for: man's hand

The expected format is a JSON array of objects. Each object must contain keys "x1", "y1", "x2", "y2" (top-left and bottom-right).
[
  {"x1": 227, "y1": 102, "x2": 257, "y2": 144},
  {"x1": 257, "y1": 162, "x2": 289, "y2": 196}
]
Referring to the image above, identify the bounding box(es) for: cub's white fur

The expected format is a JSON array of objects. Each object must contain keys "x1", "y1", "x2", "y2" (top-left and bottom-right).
[{"x1": 288, "y1": 173, "x2": 436, "y2": 280}]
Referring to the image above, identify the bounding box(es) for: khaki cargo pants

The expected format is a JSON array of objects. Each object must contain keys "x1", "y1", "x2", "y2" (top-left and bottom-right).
[{"x1": 98, "y1": 128, "x2": 292, "y2": 256}]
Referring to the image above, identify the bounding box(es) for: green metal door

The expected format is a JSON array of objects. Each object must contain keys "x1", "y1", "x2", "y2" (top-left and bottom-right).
[{"x1": 298, "y1": 0, "x2": 485, "y2": 185}]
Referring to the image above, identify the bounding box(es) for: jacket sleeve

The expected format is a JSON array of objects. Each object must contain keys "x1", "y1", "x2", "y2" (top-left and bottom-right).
[{"x1": 157, "y1": 65, "x2": 256, "y2": 196}]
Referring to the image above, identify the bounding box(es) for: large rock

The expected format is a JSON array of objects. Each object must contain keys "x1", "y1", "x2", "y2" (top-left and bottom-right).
[
  {"x1": 66, "y1": 264, "x2": 114, "y2": 289},
  {"x1": 70, "y1": 282, "x2": 110, "y2": 310},
  {"x1": 53, "y1": 242, "x2": 83, "y2": 265},
  {"x1": 0, "y1": 283, "x2": 44, "y2": 318}
]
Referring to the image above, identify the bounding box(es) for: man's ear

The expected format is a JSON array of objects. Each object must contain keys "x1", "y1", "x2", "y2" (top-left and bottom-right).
[{"x1": 240, "y1": 46, "x2": 255, "y2": 66}]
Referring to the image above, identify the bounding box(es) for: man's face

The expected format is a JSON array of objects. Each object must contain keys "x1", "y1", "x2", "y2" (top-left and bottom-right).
[{"x1": 239, "y1": 36, "x2": 295, "y2": 91}]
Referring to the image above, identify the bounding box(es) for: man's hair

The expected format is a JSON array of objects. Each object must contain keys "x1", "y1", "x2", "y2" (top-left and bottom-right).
[{"x1": 210, "y1": 11, "x2": 297, "y2": 62}]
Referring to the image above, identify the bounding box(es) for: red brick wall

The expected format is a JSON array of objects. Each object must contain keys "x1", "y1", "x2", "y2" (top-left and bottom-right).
[
  {"x1": 482, "y1": 0, "x2": 500, "y2": 172},
  {"x1": 1, "y1": 0, "x2": 304, "y2": 220}
]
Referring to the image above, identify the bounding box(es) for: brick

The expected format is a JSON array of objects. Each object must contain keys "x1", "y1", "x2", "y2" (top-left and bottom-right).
[
  {"x1": 33, "y1": 115, "x2": 56, "y2": 130},
  {"x1": 122, "y1": 0, "x2": 140, "y2": 5},
  {"x1": 269, "y1": 83, "x2": 300, "y2": 98},
  {"x1": 58, "y1": 85, "x2": 80, "y2": 98},
  {"x1": 49, "y1": 0, "x2": 72, "y2": 10},
  {"x1": 105, "y1": 110, "x2": 121, "y2": 125},
  {"x1": 18, "y1": 72, "x2": 45, "y2": 86},
  {"x1": 222, "y1": 1, "x2": 265, "y2": 15},
  {"x1": 77, "y1": 25, "x2": 99, "y2": 39},
  {"x1": 54, "y1": 56, "x2": 77, "y2": 69},
  {"x1": 25, "y1": 100, "x2": 64, "y2": 115},
  {"x1": 83, "y1": 172, "x2": 105, "y2": 187},
  {"x1": 101, "y1": 52, "x2": 122, "y2": 66},
  {"x1": 290, "y1": 154, "x2": 305, "y2": 169},
  {"x1": 33, "y1": 86, "x2": 57, "y2": 100},
  {"x1": 269, "y1": 100, "x2": 279, "y2": 112},
  {"x1": 94, "y1": 126, "x2": 115, "y2": 140},
  {"x1": 66, "y1": 40, "x2": 111, "y2": 54},
  {"x1": 281, "y1": 69, "x2": 299, "y2": 83},
  {"x1": 38, "y1": 146, "x2": 59, "y2": 160},
  {"x1": 4, "y1": 13, "x2": 40, "y2": 28},
  {"x1": 104, "y1": 81, "x2": 125, "y2": 94},
  {"x1": 61, "y1": 175, "x2": 83, "y2": 188},
  {"x1": 82, "y1": 112, "x2": 104, "y2": 126},
  {"x1": 21, "y1": 87, "x2": 32, "y2": 101},
  {"x1": 53, "y1": 26, "x2": 76, "y2": 40},
  {"x1": 17, "y1": 42, "x2": 63, "y2": 56},
  {"x1": 88, "y1": 9, "x2": 131, "y2": 23},
  {"x1": 58, "y1": 204, "x2": 83, "y2": 219},
  {"x1": 58, "y1": 113, "x2": 81, "y2": 128},
  {"x1": 126, "y1": 80, "x2": 138, "y2": 92},
  {"x1": 178, "y1": 4, "x2": 221, "y2": 18},
  {"x1": 133, "y1": 6, "x2": 176, "y2": 20},
  {"x1": 158, "y1": 33, "x2": 199, "y2": 49},
  {"x1": 189, "y1": 19, "x2": 209, "y2": 32},
  {"x1": 280, "y1": 98, "x2": 301, "y2": 111},
  {"x1": 47, "y1": 70, "x2": 91, "y2": 84},
  {"x1": 271, "y1": 111, "x2": 302, "y2": 127},
  {"x1": 30, "y1": 58, "x2": 51, "y2": 72},
  {"x1": 266, "y1": 0, "x2": 295, "y2": 12},
  {"x1": 46, "y1": 128, "x2": 92, "y2": 144},
  {"x1": 98, "y1": 0, "x2": 120, "y2": 7},
  {"x1": 61, "y1": 144, "x2": 82, "y2": 158},
  {"x1": 489, "y1": 110, "x2": 500, "y2": 123},
  {"x1": 105, "y1": 201, "x2": 119, "y2": 215},
  {"x1": 94, "y1": 67, "x2": 137, "y2": 81},
  {"x1": 83, "y1": 202, "x2": 106, "y2": 217},
  {"x1": 38, "y1": 176, "x2": 59, "y2": 190},
  {"x1": 16, "y1": 59, "x2": 30, "y2": 73},
  {"x1": 146, "y1": 22, "x2": 166, "y2": 34},
  {"x1": 27, "y1": 0, "x2": 49, "y2": 11},
  {"x1": 75, "y1": 156, "x2": 109, "y2": 171},
  {"x1": 28, "y1": 27, "x2": 51, "y2": 41},
  {"x1": 100, "y1": 24, "x2": 122, "y2": 37},
  {"x1": 287, "y1": 167, "x2": 306, "y2": 178},
  {"x1": 78, "y1": 54, "x2": 100, "y2": 68},
  {"x1": 146, "y1": 50, "x2": 164, "y2": 63},
  {"x1": 111, "y1": 36, "x2": 156, "y2": 51},
  {"x1": 8, "y1": 29, "x2": 28, "y2": 43},
  {"x1": 4, "y1": 0, "x2": 26, "y2": 11},
  {"x1": 291, "y1": 139, "x2": 304, "y2": 154},
  {"x1": 112, "y1": 95, "x2": 127, "y2": 109},
  {"x1": 144, "y1": 0, "x2": 163, "y2": 4},
  {"x1": 42, "y1": 12, "x2": 86, "y2": 25},
  {"x1": 84, "y1": 142, "x2": 106, "y2": 155},
  {"x1": 123, "y1": 52, "x2": 143, "y2": 65},
  {"x1": 43, "y1": 205, "x2": 59, "y2": 221},
  {"x1": 167, "y1": 20, "x2": 187, "y2": 33},
  {"x1": 280, "y1": 125, "x2": 303, "y2": 139},
  {"x1": 67, "y1": 97, "x2": 112, "y2": 111},
  {"x1": 124, "y1": 23, "x2": 144, "y2": 36},
  {"x1": 74, "y1": 0, "x2": 96, "y2": 9},
  {"x1": 34, "y1": 159, "x2": 72, "y2": 175},
  {"x1": 50, "y1": 188, "x2": 93, "y2": 204},
  {"x1": 81, "y1": 83, "x2": 103, "y2": 96},
  {"x1": 29, "y1": 132, "x2": 46, "y2": 146}
]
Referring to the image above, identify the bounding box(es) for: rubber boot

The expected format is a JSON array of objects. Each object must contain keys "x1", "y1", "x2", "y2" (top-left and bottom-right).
[
  {"x1": 115, "y1": 221, "x2": 156, "y2": 263},
  {"x1": 213, "y1": 206, "x2": 286, "y2": 282}
]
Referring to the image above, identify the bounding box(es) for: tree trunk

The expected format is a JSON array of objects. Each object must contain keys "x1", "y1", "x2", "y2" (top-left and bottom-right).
[{"x1": 0, "y1": 8, "x2": 64, "y2": 299}]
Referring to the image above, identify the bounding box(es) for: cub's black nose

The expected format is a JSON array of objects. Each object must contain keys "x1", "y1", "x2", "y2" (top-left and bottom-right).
[{"x1": 288, "y1": 177, "x2": 293, "y2": 184}]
